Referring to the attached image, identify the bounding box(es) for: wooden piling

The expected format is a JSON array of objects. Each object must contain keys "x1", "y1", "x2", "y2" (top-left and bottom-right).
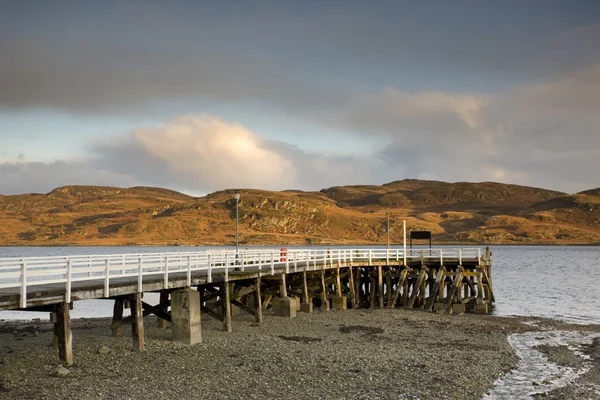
[
  {"x1": 157, "y1": 290, "x2": 169, "y2": 329},
  {"x1": 348, "y1": 266, "x2": 357, "y2": 309},
  {"x1": 426, "y1": 266, "x2": 445, "y2": 311},
  {"x1": 222, "y1": 282, "x2": 232, "y2": 333},
  {"x1": 354, "y1": 267, "x2": 361, "y2": 309},
  {"x1": 55, "y1": 301, "x2": 73, "y2": 366},
  {"x1": 369, "y1": 268, "x2": 376, "y2": 309},
  {"x1": 254, "y1": 277, "x2": 263, "y2": 323},
  {"x1": 302, "y1": 270, "x2": 310, "y2": 304},
  {"x1": 377, "y1": 265, "x2": 384, "y2": 308},
  {"x1": 407, "y1": 266, "x2": 427, "y2": 309},
  {"x1": 280, "y1": 274, "x2": 288, "y2": 297},
  {"x1": 129, "y1": 292, "x2": 144, "y2": 352},
  {"x1": 390, "y1": 267, "x2": 409, "y2": 308},
  {"x1": 444, "y1": 267, "x2": 464, "y2": 314},
  {"x1": 335, "y1": 266, "x2": 342, "y2": 297},
  {"x1": 320, "y1": 268, "x2": 330, "y2": 311},
  {"x1": 111, "y1": 297, "x2": 124, "y2": 337}
]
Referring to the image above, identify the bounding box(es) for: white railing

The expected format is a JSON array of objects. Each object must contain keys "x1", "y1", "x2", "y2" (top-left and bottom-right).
[{"x1": 0, "y1": 247, "x2": 484, "y2": 308}]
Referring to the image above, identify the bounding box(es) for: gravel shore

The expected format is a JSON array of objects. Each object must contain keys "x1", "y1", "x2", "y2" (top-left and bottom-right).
[{"x1": 0, "y1": 309, "x2": 598, "y2": 399}]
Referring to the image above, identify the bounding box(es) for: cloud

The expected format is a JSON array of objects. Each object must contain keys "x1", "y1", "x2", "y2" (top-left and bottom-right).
[
  {"x1": 91, "y1": 115, "x2": 297, "y2": 193},
  {"x1": 0, "y1": 158, "x2": 135, "y2": 195}
]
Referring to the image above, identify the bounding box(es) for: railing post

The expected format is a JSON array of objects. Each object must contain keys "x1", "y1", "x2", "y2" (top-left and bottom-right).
[
  {"x1": 285, "y1": 249, "x2": 289, "y2": 274},
  {"x1": 271, "y1": 251, "x2": 275, "y2": 275},
  {"x1": 225, "y1": 252, "x2": 229, "y2": 281},
  {"x1": 138, "y1": 257, "x2": 143, "y2": 292},
  {"x1": 478, "y1": 248, "x2": 482, "y2": 265},
  {"x1": 208, "y1": 253, "x2": 212, "y2": 283},
  {"x1": 459, "y1": 249, "x2": 463, "y2": 266},
  {"x1": 241, "y1": 252, "x2": 245, "y2": 272},
  {"x1": 258, "y1": 252, "x2": 262, "y2": 275},
  {"x1": 440, "y1": 249, "x2": 444, "y2": 266},
  {"x1": 186, "y1": 255, "x2": 192, "y2": 287},
  {"x1": 163, "y1": 256, "x2": 169, "y2": 289},
  {"x1": 368, "y1": 249, "x2": 372, "y2": 266},
  {"x1": 294, "y1": 250, "x2": 298, "y2": 272},
  {"x1": 104, "y1": 259, "x2": 110, "y2": 298},
  {"x1": 88, "y1": 255, "x2": 92, "y2": 277},
  {"x1": 66, "y1": 259, "x2": 72, "y2": 303},
  {"x1": 20, "y1": 260, "x2": 27, "y2": 308},
  {"x1": 350, "y1": 249, "x2": 353, "y2": 265}
]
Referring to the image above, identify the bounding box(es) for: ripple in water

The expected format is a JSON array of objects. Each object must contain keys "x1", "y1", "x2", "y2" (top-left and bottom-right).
[{"x1": 484, "y1": 329, "x2": 600, "y2": 399}]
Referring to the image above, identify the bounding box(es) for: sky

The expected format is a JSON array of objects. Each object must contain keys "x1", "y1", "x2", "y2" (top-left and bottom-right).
[{"x1": 1, "y1": 0, "x2": 599, "y2": 195}]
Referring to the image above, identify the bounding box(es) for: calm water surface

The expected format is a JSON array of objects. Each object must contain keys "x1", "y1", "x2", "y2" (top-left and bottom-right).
[{"x1": 1, "y1": 245, "x2": 599, "y2": 324}]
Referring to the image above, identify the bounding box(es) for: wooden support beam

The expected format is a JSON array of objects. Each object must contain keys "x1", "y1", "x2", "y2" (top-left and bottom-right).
[
  {"x1": 111, "y1": 297, "x2": 125, "y2": 337},
  {"x1": 320, "y1": 268, "x2": 330, "y2": 311},
  {"x1": 401, "y1": 274, "x2": 409, "y2": 306},
  {"x1": 390, "y1": 268, "x2": 409, "y2": 308},
  {"x1": 141, "y1": 302, "x2": 171, "y2": 322},
  {"x1": 369, "y1": 269, "x2": 376, "y2": 309},
  {"x1": 55, "y1": 301, "x2": 73, "y2": 366},
  {"x1": 129, "y1": 292, "x2": 144, "y2": 352},
  {"x1": 200, "y1": 304, "x2": 223, "y2": 321},
  {"x1": 254, "y1": 277, "x2": 263, "y2": 323},
  {"x1": 231, "y1": 299, "x2": 256, "y2": 316},
  {"x1": 222, "y1": 282, "x2": 232, "y2": 333},
  {"x1": 476, "y1": 266, "x2": 484, "y2": 305},
  {"x1": 302, "y1": 271, "x2": 309, "y2": 304},
  {"x1": 407, "y1": 266, "x2": 427, "y2": 309},
  {"x1": 443, "y1": 267, "x2": 464, "y2": 314},
  {"x1": 426, "y1": 266, "x2": 446, "y2": 311},
  {"x1": 480, "y1": 267, "x2": 495, "y2": 302},
  {"x1": 263, "y1": 294, "x2": 273, "y2": 310},
  {"x1": 348, "y1": 266, "x2": 357, "y2": 309},
  {"x1": 335, "y1": 266, "x2": 342, "y2": 297},
  {"x1": 157, "y1": 290, "x2": 169, "y2": 329}
]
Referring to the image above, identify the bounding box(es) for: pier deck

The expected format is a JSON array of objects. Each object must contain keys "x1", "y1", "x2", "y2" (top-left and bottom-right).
[{"x1": 0, "y1": 247, "x2": 493, "y2": 365}]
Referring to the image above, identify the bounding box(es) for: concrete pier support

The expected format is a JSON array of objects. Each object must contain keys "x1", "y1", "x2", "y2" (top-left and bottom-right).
[
  {"x1": 55, "y1": 301, "x2": 73, "y2": 366},
  {"x1": 171, "y1": 288, "x2": 202, "y2": 345},
  {"x1": 331, "y1": 296, "x2": 347, "y2": 310},
  {"x1": 300, "y1": 301, "x2": 313, "y2": 313},
  {"x1": 272, "y1": 297, "x2": 296, "y2": 318}
]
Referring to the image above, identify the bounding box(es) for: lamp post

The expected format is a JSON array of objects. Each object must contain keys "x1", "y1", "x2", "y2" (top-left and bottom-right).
[{"x1": 234, "y1": 193, "x2": 240, "y2": 254}]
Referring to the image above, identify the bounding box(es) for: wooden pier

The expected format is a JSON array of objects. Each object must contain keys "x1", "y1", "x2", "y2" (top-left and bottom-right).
[{"x1": 0, "y1": 247, "x2": 494, "y2": 365}]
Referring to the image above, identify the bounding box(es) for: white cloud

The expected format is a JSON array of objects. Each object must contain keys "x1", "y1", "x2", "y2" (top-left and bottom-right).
[{"x1": 0, "y1": 158, "x2": 135, "y2": 195}]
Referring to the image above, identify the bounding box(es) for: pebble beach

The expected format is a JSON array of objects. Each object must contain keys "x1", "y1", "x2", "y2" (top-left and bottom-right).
[{"x1": 1, "y1": 309, "x2": 599, "y2": 399}]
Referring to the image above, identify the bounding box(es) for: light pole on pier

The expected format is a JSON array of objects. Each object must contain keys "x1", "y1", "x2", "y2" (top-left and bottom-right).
[{"x1": 234, "y1": 193, "x2": 240, "y2": 254}]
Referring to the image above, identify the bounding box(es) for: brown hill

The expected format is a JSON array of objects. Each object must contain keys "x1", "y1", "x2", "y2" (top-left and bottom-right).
[{"x1": 1, "y1": 180, "x2": 599, "y2": 246}]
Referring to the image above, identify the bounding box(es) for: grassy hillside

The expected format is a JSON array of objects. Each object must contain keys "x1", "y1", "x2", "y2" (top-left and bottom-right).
[{"x1": 1, "y1": 180, "x2": 599, "y2": 246}]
